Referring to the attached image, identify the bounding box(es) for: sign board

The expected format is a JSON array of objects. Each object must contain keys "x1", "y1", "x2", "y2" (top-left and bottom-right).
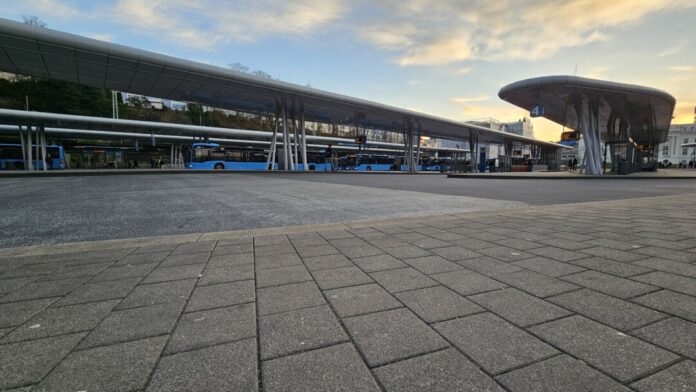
[{"x1": 530, "y1": 105, "x2": 545, "y2": 117}]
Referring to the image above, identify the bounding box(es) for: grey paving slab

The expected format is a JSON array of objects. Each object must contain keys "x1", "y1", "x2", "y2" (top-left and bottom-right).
[
  {"x1": 148, "y1": 338, "x2": 258, "y2": 392},
  {"x1": 0, "y1": 297, "x2": 58, "y2": 328},
  {"x1": 172, "y1": 240, "x2": 217, "y2": 255},
  {"x1": 312, "y1": 266, "x2": 373, "y2": 290},
  {"x1": 344, "y1": 308, "x2": 449, "y2": 367},
  {"x1": 495, "y1": 354, "x2": 631, "y2": 392},
  {"x1": 548, "y1": 289, "x2": 665, "y2": 331},
  {"x1": 374, "y1": 347, "x2": 503, "y2": 392},
  {"x1": 384, "y1": 245, "x2": 433, "y2": 259},
  {"x1": 449, "y1": 237, "x2": 498, "y2": 250},
  {"x1": 369, "y1": 267, "x2": 438, "y2": 293},
  {"x1": 400, "y1": 236, "x2": 451, "y2": 249},
  {"x1": 430, "y1": 246, "x2": 482, "y2": 261},
  {"x1": 586, "y1": 237, "x2": 643, "y2": 251},
  {"x1": 570, "y1": 256, "x2": 652, "y2": 277},
  {"x1": 159, "y1": 251, "x2": 210, "y2": 267},
  {"x1": 434, "y1": 312, "x2": 558, "y2": 374},
  {"x1": 256, "y1": 244, "x2": 298, "y2": 257},
  {"x1": 257, "y1": 265, "x2": 312, "y2": 288},
  {"x1": 634, "y1": 258, "x2": 696, "y2": 279},
  {"x1": 140, "y1": 263, "x2": 205, "y2": 284},
  {"x1": 529, "y1": 315, "x2": 678, "y2": 382},
  {"x1": 0, "y1": 333, "x2": 84, "y2": 390},
  {"x1": 634, "y1": 246, "x2": 696, "y2": 263},
  {"x1": 259, "y1": 304, "x2": 348, "y2": 359},
  {"x1": 1, "y1": 299, "x2": 119, "y2": 343},
  {"x1": 0, "y1": 277, "x2": 87, "y2": 303},
  {"x1": 131, "y1": 243, "x2": 178, "y2": 254},
  {"x1": 117, "y1": 279, "x2": 196, "y2": 309},
  {"x1": 478, "y1": 246, "x2": 535, "y2": 262},
  {"x1": 528, "y1": 246, "x2": 589, "y2": 262},
  {"x1": 54, "y1": 277, "x2": 140, "y2": 306},
  {"x1": 295, "y1": 244, "x2": 340, "y2": 258},
  {"x1": 89, "y1": 263, "x2": 158, "y2": 283},
  {"x1": 198, "y1": 263, "x2": 254, "y2": 285},
  {"x1": 262, "y1": 342, "x2": 380, "y2": 392},
  {"x1": 254, "y1": 234, "x2": 291, "y2": 246},
  {"x1": 579, "y1": 247, "x2": 647, "y2": 262},
  {"x1": 634, "y1": 290, "x2": 696, "y2": 322},
  {"x1": 401, "y1": 255, "x2": 463, "y2": 274},
  {"x1": 633, "y1": 317, "x2": 696, "y2": 360},
  {"x1": 337, "y1": 244, "x2": 384, "y2": 258},
  {"x1": 291, "y1": 236, "x2": 330, "y2": 247},
  {"x1": 351, "y1": 254, "x2": 406, "y2": 272},
  {"x1": 165, "y1": 303, "x2": 256, "y2": 354},
  {"x1": 255, "y1": 252, "x2": 303, "y2": 270},
  {"x1": 495, "y1": 270, "x2": 579, "y2": 298},
  {"x1": 35, "y1": 336, "x2": 167, "y2": 392},
  {"x1": 212, "y1": 243, "x2": 254, "y2": 256},
  {"x1": 257, "y1": 281, "x2": 326, "y2": 316},
  {"x1": 302, "y1": 253, "x2": 353, "y2": 271},
  {"x1": 535, "y1": 237, "x2": 594, "y2": 250},
  {"x1": 185, "y1": 280, "x2": 255, "y2": 312},
  {"x1": 114, "y1": 250, "x2": 170, "y2": 266},
  {"x1": 207, "y1": 252, "x2": 254, "y2": 268},
  {"x1": 631, "y1": 360, "x2": 696, "y2": 392},
  {"x1": 455, "y1": 256, "x2": 523, "y2": 276},
  {"x1": 431, "y1": 269, "x2": 507, "y2": 296},
  {"x1": 0, "y1": 277, "x2": 36, "y2": 296},
  {"x1": 33, "y1": 262, "x2": 112, "y2": 282},
  {"x1": 562, "y1": 270, "x2": 658, "y2": 299},
  {"x1": 325, "y1": 283, "x2": 402, "y2": 318},
  {"x1": 395, "y1": 286, "x2": 483, "y2": 323},
  {"x1": 511, "y1": 257, "x2": 586, "y2": 277},
  {"x1": 469, "y1": 288, "x2": 571, "y2": 327},
  {"x1": 631, "y1": 271, "x2": 696, "y2": 296},
  {"x1": 79, "y1": 300, "x2": 184, "y2": 349},
  {"x1": 496, "y1": 238, "x2": 546, "y2": 251}
]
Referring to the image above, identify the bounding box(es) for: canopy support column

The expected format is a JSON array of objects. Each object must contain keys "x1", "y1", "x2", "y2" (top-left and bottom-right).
[
  {"x1": 40, "y1": 126, "x2": 48, "y2": 171},
  {"x1": 266, "y1": 111, "x2": 279, "y2": 171},
  {"x1": 300, "y1": 110, "x2": 308, "y2": 171},
  {"x1": 18, "y1": 125, "x2": 27, "y2": 170},
  {"x1": 281, "y1": 103, "x2": 292, "y2": 171},
  {"x1": 26, "y1": 125, "x2": 33, "y2": 171}
]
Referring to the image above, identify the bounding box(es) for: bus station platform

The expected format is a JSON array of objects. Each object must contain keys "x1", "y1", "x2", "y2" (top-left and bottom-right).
[{"x1": 1, "y1": 194, "x2": 695, "y2": 391}]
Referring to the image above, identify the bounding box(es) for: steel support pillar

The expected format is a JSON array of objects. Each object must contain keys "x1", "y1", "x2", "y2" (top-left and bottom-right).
[
  {"x1": 266, "y1": 111, "x2": 279, "y2": 171},
  {"x1": 575, "y1": 99, "x2": 603, "y2": 175},
  {"x1": 281, "y1": 104, "x2": 291, "y2": 170},
  {"x1": 469, "y1": 130, "x2": 478, "y2": 173},
  {"x1": 18, "y1": 125, "x2": 27, "y2": 169},
  {"x1": 40, "y1": 126, "x2": 48, "y2": 171},
  {"x1": 300, "y1": 111, "x2": 308, "y2": 171},
  {"x1": 26, "y1": 125, "x2": 33, "y2": 171}
]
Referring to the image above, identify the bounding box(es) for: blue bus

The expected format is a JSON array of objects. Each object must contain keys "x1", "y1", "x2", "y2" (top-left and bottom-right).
[
  {"x1": 186, "y1": 143, "x2": 331, "y2": 171},
  {"x1": 420, "y1": 157, "x2": 452, "y2": 172},
  {"x1": 338, "y1": 154, "x2": 401, "y2": 171},
  {"x1": 0, "y1": 143, "x2": 65, "y2": 170}
]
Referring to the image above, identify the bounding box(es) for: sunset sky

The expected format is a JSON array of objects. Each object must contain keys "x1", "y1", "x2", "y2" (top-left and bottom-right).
[{"x1": 2, "y1": 0, "x2": 695, "y2": 141}]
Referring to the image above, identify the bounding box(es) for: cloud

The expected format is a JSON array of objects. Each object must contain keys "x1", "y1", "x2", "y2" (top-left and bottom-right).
[
  {"x1": 666, "y1": 66, "x2": 696, "y2": 72},
  {"x1": 457, "y1": 66, "x2": 472, "y2": 75},
  {"x1": 106, "y1": 0, "x2": 347, "y2": 49},
  {"x1": 86, "y1": 33, "x2": 114, "y2": 42},
  {"x1": 658, "y1": 41, "x2": 686, "y2": 57},
  {"x1": 451, "y1": 96, "x2": 489, "y2": 104},
  {"x1": 356, "y1": 0, "x2": 696, "y2": 65}
]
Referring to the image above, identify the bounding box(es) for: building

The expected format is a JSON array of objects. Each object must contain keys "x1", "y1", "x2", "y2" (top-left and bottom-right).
[
  {"x1": 503, "y1": 117, "x2": 534, "y2": 138},
  {"x1": 658, "y1": 123, "x2": 696, "y2": 166}
]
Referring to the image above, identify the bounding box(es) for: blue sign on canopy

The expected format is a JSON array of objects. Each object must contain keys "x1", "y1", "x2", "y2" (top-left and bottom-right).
[{"x1": 530, "y1": 105, "x2": 545, "y2": 117}]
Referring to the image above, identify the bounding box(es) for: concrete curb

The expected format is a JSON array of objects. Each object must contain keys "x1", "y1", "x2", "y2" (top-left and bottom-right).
[
  {"x1": 447, "y1": 173, "x2": 696, "y2": 180},
  {"x1": 0, "y1": 170, "x2": 444, "y2": 178}
]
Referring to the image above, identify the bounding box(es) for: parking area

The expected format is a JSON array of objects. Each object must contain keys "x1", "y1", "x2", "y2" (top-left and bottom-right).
[
  {"x1": 2, "y1": 172, "x2": 696, "y2": 248},
  {"x1": 0, "y1": 193, "x2": 695, "y2": 391}
]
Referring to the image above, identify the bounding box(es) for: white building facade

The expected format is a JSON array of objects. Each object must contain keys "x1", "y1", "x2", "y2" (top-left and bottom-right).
[{"x1": 658, "y1": 123, "x2": 696, "y2": 166}]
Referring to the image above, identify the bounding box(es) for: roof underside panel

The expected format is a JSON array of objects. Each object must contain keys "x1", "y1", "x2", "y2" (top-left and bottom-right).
[
  {"x1": 498, "y1": 75, "x2": 675, "y2": 145},
  {"x1": 0, "y1": 17, "x2": 567, "y2": 149}
]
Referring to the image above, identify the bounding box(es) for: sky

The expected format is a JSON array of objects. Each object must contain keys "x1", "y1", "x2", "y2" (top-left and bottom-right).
[{"x1": 2, "y1": 0, "x2": 696, "y2": 141}]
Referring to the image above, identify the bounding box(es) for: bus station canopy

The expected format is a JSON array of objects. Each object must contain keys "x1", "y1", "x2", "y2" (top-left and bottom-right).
[
  {"x1": 0, "y1": 17, "x2": 566, "y2": 149},
  {"x1": 498, "y1": 75, "x2": 675, "y2": 146}
]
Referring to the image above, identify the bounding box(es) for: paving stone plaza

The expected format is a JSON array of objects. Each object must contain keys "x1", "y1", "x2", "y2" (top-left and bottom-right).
[{"x1": 1, "y1": 194, "x2": 696, "y2": 391}]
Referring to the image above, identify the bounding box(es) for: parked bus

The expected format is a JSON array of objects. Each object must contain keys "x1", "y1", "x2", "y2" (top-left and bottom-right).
[
  {"x1": 420, "y1": 157, "x2": 452, "y2": 172},
  {"x1": 186, "y1": 143, "x2": 331, "y2": 171},
  {"x1": 338, "y1": 154, "x2": 398, "y2": 171},
  {"x1": 0, "y1": 143, "x2": 65, "y2": 170}
]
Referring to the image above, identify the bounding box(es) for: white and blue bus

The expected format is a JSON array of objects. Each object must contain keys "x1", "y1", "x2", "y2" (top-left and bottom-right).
[
  {"x1": 0, "y1": 143, "x2": 65, "y2": 170},
  {"x1": 338, "y1": 154, "x2": 402, "y2": 171},
  {"x1": 186, "y1": 142, "x2": 332, "y2": 171}
]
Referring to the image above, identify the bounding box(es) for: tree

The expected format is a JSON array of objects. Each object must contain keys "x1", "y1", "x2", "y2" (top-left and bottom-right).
[
  {"x1": 21, "y1": 15, "x2": 46, "y2": 28},
  {"x1": 251, "y1": 70, "x2": 273, "y2": 79},
  {"x1": 228, "y1": 62, "x2": 249, "y2": 73}
]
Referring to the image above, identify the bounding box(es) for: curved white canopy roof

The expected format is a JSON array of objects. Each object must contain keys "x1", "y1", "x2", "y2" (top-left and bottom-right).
[{"x1": 0, "y1": 17, "x2": 566, "y2": 149}]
